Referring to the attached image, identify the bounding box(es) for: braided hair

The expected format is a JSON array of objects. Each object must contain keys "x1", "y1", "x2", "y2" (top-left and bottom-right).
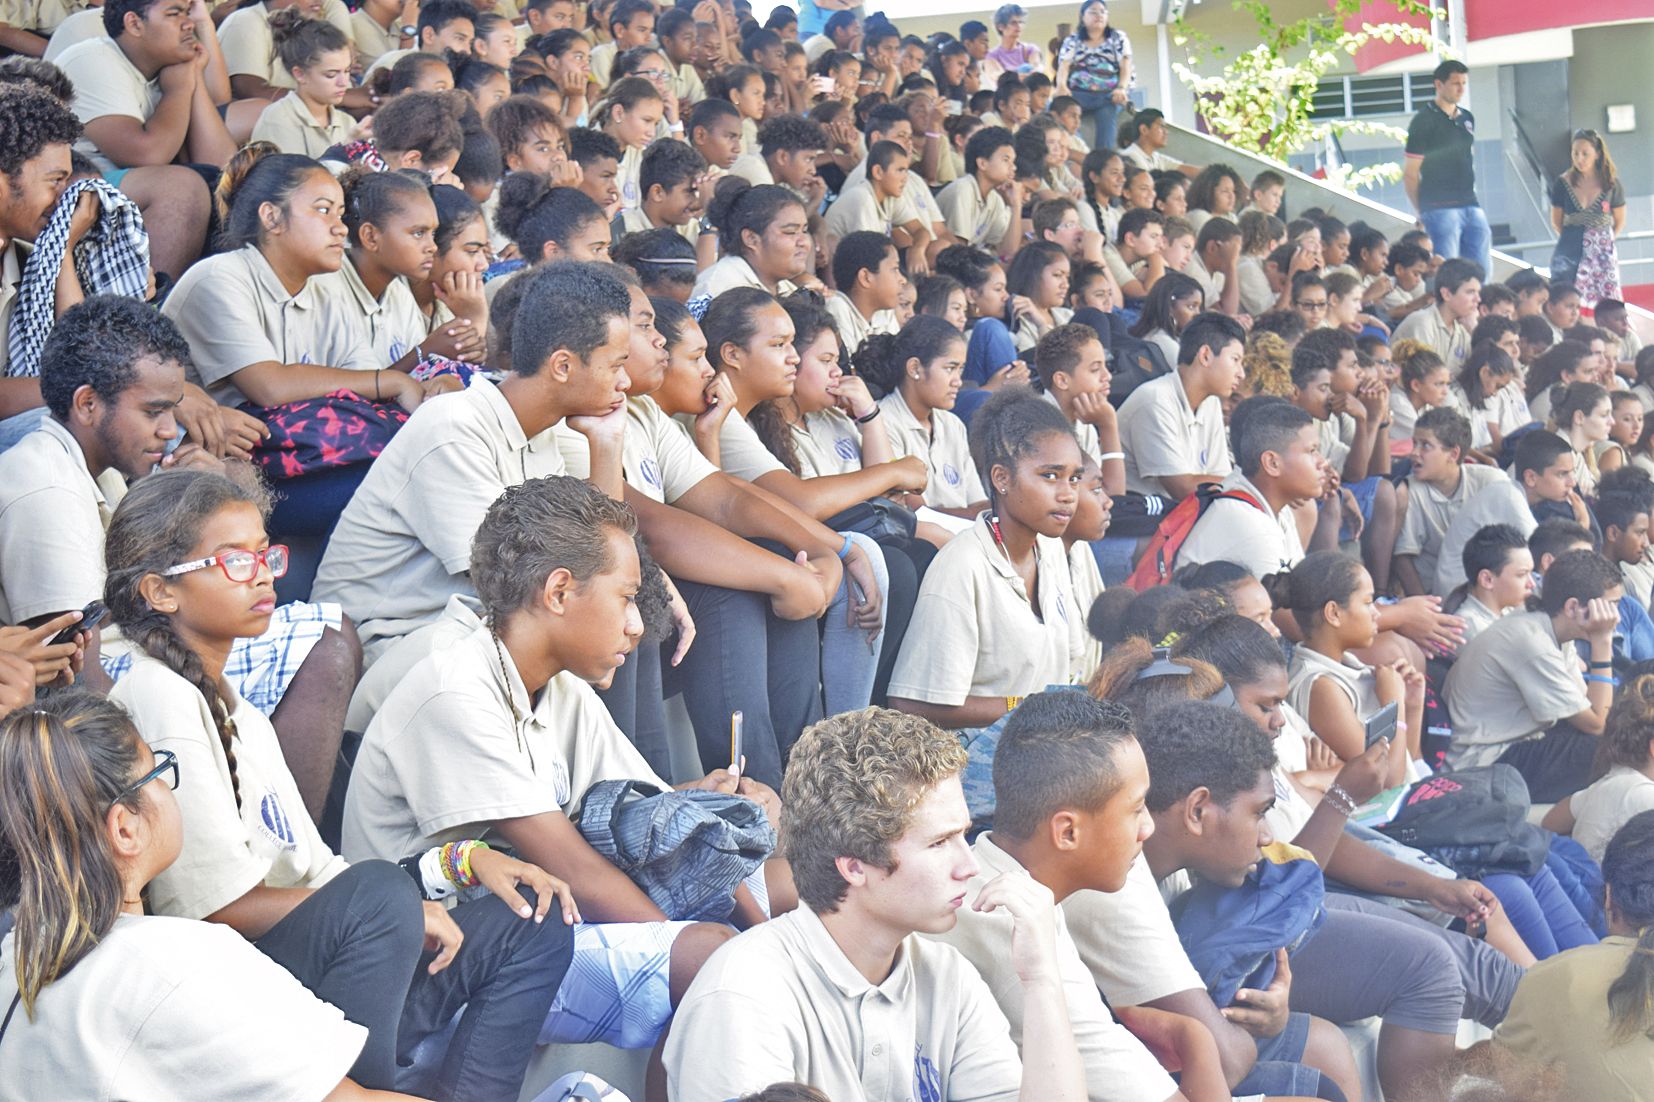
[{"x1": 103, "y1": 468, "x2": 272, "y2": 810}]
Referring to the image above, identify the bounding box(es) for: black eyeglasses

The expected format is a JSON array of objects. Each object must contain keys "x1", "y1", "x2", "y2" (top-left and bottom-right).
[{"x1": 111, "y1": 748, "x2": 178, "y2": 809}]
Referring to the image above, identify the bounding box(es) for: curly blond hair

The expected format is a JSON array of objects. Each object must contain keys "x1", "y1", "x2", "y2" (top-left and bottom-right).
[
  {"x1": 1243, "y1": 331, "x2": 1295, "y2": 398},
  {"x1": 781, "y1": 707, "x2": 968, "y2": 913}
]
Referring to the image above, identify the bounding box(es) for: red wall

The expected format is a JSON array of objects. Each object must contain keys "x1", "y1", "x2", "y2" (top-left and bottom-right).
[{"x1": 1343, "y1": 0, "x2": 1651, "y2": 73}]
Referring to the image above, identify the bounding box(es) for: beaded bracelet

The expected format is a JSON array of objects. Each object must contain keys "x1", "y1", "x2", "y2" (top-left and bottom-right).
[{"x1": 1323, "y1": 782, "x2": 1359, "y2": 818}]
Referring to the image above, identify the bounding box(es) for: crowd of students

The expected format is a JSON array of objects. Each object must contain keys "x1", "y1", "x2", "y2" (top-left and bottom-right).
[{"x1": 0, "y1": 0, "x2": 1648, "y2": 1099}]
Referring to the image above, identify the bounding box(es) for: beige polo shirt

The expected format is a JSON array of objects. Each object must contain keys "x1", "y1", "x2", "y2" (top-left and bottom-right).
[
  {"x1": 1443, "y1": 610, "x2": 1590, "y2": 769},
  {"x1": 1455, "y1": 593, "x2": 1503, "y2": 645},
  {"x1": 341, "y1": 622, "x2": 666, "y2": 863},
  {"x1": 1431, "y1": 476, "x2": 1535, "y2": 597},
  {"x1": 324, "y1": 258, "x2": 429, "y2": 367},
  {"x1": 1062, "y1": 854, "x2": 1205, "y2": 1008},
  {"x1": 0, "y1": 417, "x2": 122, "y2": 623},
  {"x1": 1494, "y1": 937, "x2": 1654, "y2": 1100},
  {"x1": 1176, "y1": 469, "x2": 1302, "y2": 579},
  {"x1": 1567, "y1": 767, "x2": 1654, "y2": 866},
  {"x1": 310, "y1": 377, "x2": 567, "y2": 658},
  {"x1": 1116, "y1": 369, "x2": 1231, "y2": 497},
  {"x1": 1314, "y1": 411, "x2": 1356, "y2": 474},
  {"x1": 559, "y1": 394, "x2": 717, "y2": 504},
  {"x1": 1068, "y1": 542, "x2": 1105, "y2": 680},
  {"x1": 929, "y1": 835, "x2": 1179, "y2": 1102},
  {"x1": 664, "y1": 903, "x2": 1024, "y2": 1102},
  {"x1": 710, "y1": 407, "x2": 787, "y2": 484},
  {"x1": 938, "y1": 175, "x2": 1009, "y2": 252},
  {"x1": 351, "y1": 6, "x2": 400, "y2": 67},
  {"x1": 59, "y1": 36, "x2": 163, "y2": 174},
  {"x1": 42, "y1": 5, "x2": 101, "y2": 61},
  {"x1": 344, "y1": 593, "x2": 481, "y2": 735},
  {"x1": 672, "y1": 61, "x2": 704, "y2": 106},
  {"x1": 111, "y1": 647, "x2": 348, "y2": 921},
  {"x1": 1286, "y1": 645, "x2": 1382, "y2": 728},
  {"x1": 843, "y1": 159, "x2": 945, "y2": 229},
  {"x1": 250, "y1": 90, "x2": 357, "y2": 157},
  {"x1": 161, "y1": 244, "x2": 381, "y2": 407},
  {"x1": 618, "y1": 142, "x2": 643, "y2": 211},
  {"x1": 1393, "y1": 304, "x2": 1471, "y2": 373},
  {"x1": 824, "y1": 291, "x2": 897, "y2": 355},
  {"x1": 589, "y1": 39, "x2": 616, "y2": 88},
  {"x1": 878, "y1": 391, "x2": 985, "y2": 509},
  {"x1": 362, "y1": 45, "x2": 415, "y2": 80},
  {"x1": 617, "y1": 205, "x2": 698, "y2": 245},
  {"x1": 889, "y1": 516, "x2": 1080, "y2": 705},
  {"x1": 792, "y1": 408, "x2": 862, "y2": 478},
  {"x1": 690, "y1": 254, "x2": 796, "y2": 303},
  {"x1": 823, "y1": 180, "x2": 915, "y2": 241},
  {"x1": 219, "y1": 2, "x2": 295, "y2": 88},
  {"x1": 1395, "y1": 462, "x2": 1507, "y2": 593}
]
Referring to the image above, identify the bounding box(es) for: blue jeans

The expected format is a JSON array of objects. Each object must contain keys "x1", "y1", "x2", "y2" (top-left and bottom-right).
[
  {"x1": 1480, "y1": 867, "x2": 1598, "y2": 961},
  {"x1": 822, "y1": 531, "x2": 886, "y2": 717},
  {"x1": 0, "y1": 405, "x2": 47, "y2": 452},
  {"x1": 1074, "y1": 92, "x2": 1122, "y2": 152},
  {"x1": 1419, "y1": 204, "x2": 1492, "y2": 278}
]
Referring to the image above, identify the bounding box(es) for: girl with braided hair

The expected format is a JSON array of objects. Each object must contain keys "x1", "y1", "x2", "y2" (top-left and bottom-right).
[{"x1": 101, "y1": 467, "x2": 579, "y2": 1101}]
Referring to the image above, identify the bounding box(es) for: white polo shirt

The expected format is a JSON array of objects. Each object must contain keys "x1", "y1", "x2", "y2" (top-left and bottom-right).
[
  {"x1": 42, "y1": 5, "x2": 101, "y2": 61},
  {"x1": 929, "y1": 835, "x2": 1180, "y2": 1102},
  {"x1": 691, "y1": 254, "x2": 797, "y2": 303},
  {"x1": 824, "y1": 291, "x2": 898, "y2": 354},
  {"x1": 1116, "y1": 369, "x2": 1231, "y2": 497},
  {"x1": 111, "y1": 647, "x2": 348, "y2": 921},
  {"x1": 250, "y1": 90, "x2": 357, "y2": 157},
  {"x1": 161, "y1": 245, "x2": 381, "y2": 407},
  {"x1": 889, "y1": 515, "x2": 1080, "y2": 706},
  {"x1": 311, "y1": 377, "x2": 567, "y2": 659},
  {"x1": 709, "y1": 406, "x2": 787, "y2": 484},
  {"x1": 878, "y1": 391, "x2": 985, "y2": 510},
  {"x1": 1395, "y1": 463, "x2": 1508, "y2": 593},
  {"x1": 1061, "y1": 854, "x2": 1205, "y2": 1008},
  {"x1": 1175, "y1": 469, "x2": 1303, "y2": 579},
  {"x1": 842, "y1": 157, "x2": 945, "y2": 228},
  {"x1": 558, "y1": 394, "x2": 718, "y2": 504},
  {"x1": 1431, "y1": 476, "x2": 1536, "y2": 597},
  {"x1": 1040, "y1": 389, "x2": 1100, "y2": 464},
  {"x1": 824, "y1": 180, "x2": 916, "y2": 240},
  {"x1": 937, "y1": 175, "x2": 1009, "y2": 252},
  {"x1": 1393, "y1": 305, "x2": 1471, "y2": 373},
  {"x1": 664, "y1": 904, "x2": 1024, "y2": 1102},
  {"x1": 799, "y1": 408, "x2": 864, "y2": 477},
  {"x1": 324, "y1": 257, "x2": 429, "y2": 367},
  {"x1": 0, "y1": 417, "x2": 123, "y2": 623},
  {"x1": 1443, "y1": 610, "x2": 1590, "y2": 768},
  {"x1": 341, "y1": 623, "x2": 666, "y2": 863},
  {"x1": 59, "y1": 36, "x2": 162, "y2": 174}
]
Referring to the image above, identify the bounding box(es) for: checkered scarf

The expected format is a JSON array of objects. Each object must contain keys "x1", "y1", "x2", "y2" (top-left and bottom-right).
[{"x1": 7, "y1": 178, "x2": 150, "y2": 378}]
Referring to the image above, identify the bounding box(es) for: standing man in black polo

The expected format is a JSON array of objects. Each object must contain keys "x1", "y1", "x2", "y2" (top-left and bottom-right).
[{"x1": 1403, "y1": 60, "x2": 1490, "y2": 278}]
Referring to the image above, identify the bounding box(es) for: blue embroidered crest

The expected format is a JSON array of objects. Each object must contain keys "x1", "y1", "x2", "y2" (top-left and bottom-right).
[
  {"x1": 640, "y1": 456, "x2": 663, "y2": 490},
  {"x1": 834, "y1": 438, "x2": 858, "y2": 462},
  {"x1": 258, "y1": 791, "x2": 298, "y2": 851},
  {"x1": 913, "y1": 1044, "x2": 942, "y2": 1102},
  {"x1": 943, "y1": 462, "x2": 961, "y2": 486}
]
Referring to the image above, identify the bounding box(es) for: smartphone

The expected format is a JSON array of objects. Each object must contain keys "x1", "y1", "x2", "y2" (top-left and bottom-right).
[
  {"x1": 51, "y1": 600, "x2": 107, "y2": 647},
  {"x1": 729, "y1": 710, "x2": 743, "y2": 775},
  {"x1": 810, "y1": 74, "x2": 836, "y2": 95},
  {"x1": 944, "y1": 99, "x2": 963, "y2": 115},
  {"x1": 1364, "y1": 701, "x2": 1399, "y2": 748}
]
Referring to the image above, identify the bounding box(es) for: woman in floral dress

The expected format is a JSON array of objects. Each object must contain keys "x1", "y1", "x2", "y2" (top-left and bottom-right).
[{"x1": 1549, "y1": 128, "x2": 1626, "y2": 307}]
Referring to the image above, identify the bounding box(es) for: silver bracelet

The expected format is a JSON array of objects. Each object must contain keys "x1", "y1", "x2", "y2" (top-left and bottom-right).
[{"x1": 1323, "y1": 782, "x2": 1359, "y2": 818}]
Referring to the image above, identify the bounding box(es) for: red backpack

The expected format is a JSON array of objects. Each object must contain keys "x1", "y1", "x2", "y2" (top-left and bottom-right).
[{"x1": 1123, "y1": 485, "x2": 1267, "y2": 591}]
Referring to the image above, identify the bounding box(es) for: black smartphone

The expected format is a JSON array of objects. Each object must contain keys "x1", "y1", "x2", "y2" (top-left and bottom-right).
[
  {"x1": 1364, "y1": 701, "x2": 1399, "y2": 748},
  {"x1": 50, "y1": 600, "x2": 107, "y2": 647}
]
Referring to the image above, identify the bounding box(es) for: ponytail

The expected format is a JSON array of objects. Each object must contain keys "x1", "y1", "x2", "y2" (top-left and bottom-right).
[
  {"x1": 1603, "y1": 810, "x2": 1654, "y2": 1043},
  {"x1": 339, "y1": 165, "x2": 429, "y2": 247},
  {"x1": 214, "y1": 142, "x2": 327, "y2": 251},
  {"x1": 269, "y1": 9, "x2": 349, "y2": 74},
  {"x1": 849, "y1": 315, "x2": 961, "y2": 401}
]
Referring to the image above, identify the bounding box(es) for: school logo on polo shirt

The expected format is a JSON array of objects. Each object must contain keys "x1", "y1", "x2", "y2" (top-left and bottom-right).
[
  {"x1": 913, "y1": 1044, "x2": 942, "y2": 1102},
  {"x1": 639, "y1": 456, "x2": 663, "y2": 492},
  {"x1": 258, "y1": 791, "x2": 299, "y2": 851},
  {"x1": 942, "y1": 462, "x2": 961, "y2": 487},
  {"x1": 834, "y1": 437, "x2": 858, "y2": 462}
]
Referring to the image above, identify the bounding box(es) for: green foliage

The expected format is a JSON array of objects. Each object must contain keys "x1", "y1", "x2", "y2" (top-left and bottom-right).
[{"x1": 1172, "y1": 0, "x2": 1447, "y2": 191}]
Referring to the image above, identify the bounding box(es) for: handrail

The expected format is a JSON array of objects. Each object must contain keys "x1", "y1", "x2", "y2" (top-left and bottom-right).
[
  {"x1": 1502, "y1": 230, "x2": 1654, "y2": 254},
  {"x1": 1505, "y1": 108, "x2": 1549, "y2": 191}
]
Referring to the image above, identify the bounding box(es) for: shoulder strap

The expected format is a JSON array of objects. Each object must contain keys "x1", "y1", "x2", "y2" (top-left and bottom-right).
[
  {"x1": 0, "y1": 991, "x2": 21, "y2": 1051},
  {"x1": 1213, "y1": 488, "x2": 1267, "y2": 513}
]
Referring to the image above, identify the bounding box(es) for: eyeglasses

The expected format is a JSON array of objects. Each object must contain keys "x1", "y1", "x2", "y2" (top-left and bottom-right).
[
  {"x1": 1295, "y1": 299, "x2": 1329, "y2": 310},
  {"x1": 161, "y1": 545, "x2": 289, "y2": 583},
  {"x1": 111, "y1": 748, "x2": 178, "y2": 809},
  {"x1": 634, "y1": 67, "x2": 669, "y2": 82}
]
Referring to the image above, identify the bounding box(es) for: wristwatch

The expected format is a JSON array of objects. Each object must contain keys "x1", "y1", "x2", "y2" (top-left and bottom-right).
[{"x1": 398, "y1": 22, "x2": 417, "y2": 36}]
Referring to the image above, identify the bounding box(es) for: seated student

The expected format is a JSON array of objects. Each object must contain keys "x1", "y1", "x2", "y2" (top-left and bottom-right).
[
  {"x1": 1063, "y1": 459, "x2": 1112, "y2": 681},
  {"x1": 687, "y1": 96, "x2": 746, "y2": 182},
  {"x1": 588, "y1": 0, "x2": 653, "y2": 88},
  {"x1": 1601, "y1": 468, "x2": 1654, "y2": 608},
  {"x1": 361, "y1": 0, "x2": 477, "y2": 81},
  {"x1": 332, "y1": 169, "x2": 487, "y2": 376},
  {"x1": 689, "y1": 287, "x2": 891, "y2": 717},
  {"x1": 592, "y1": 77, "x2": 665, "y2": 212},
  {"x1": 247, "y1": 15, "x2": 357, "y2": 156},
  {"x1": 220, "y1": 0, "x2": 325, "y2": 104},
  {"x1": 656, "y1": 7, "x2": 704, "y2": 107},
  {"x1": 1544, "y1": 280, "x2": 1583, "y2": 344},
  {"x1": 618, "y1": 138, "x2": 706, "y2": 247},
  {"x1": 1006, "y1": 242, "x2": 1074, "y2": 353},
  {"x1": 1394, "y1": 408, "x2": 1508, "y2": 595},
  {"x1": 888, "y1": 389, "x2": 1084, "y2": 729},
  {"x1": 533, "y1": 28, "x2": 595, "y2": 130},
  {"x1": 1445, "y1": 342, "x2": 1520, "y2": 458},
  {"x1": 1103, "y1": 208, "x2": 1168, "y2": 302},
  {"x1": 837, "y1": 103, "x2": 954, "y2": 252},
  {"x1": 1503, "y1": 268, "x2": 1549, "y2": 320},
  {"x1": 934, "y1": 244, "x2": 1032, "y2": 397},
  {"x1": 1493, "y1": 812, "x2": 1654, "y2": 1100},
  {"x1": 611, "y1": 227, "x2": 698, "y2": 302},
  {"x1": 823, "y1": 231, "x2": 903, "y2": 354},
  {"x1": 1596, "y1": 296, "x2": 1645, "y2": 365},
  {"x1": 1552, "y1": 381, "x2": 1614, "y2": 499},
  {"x1": 691, "y1": 179, "x2": 814, "y2": 303},
  {"x1": 344, "y1": 474, "x2": 776, "y2": 1054},
  {"x1": 1392, "y1": 257, "x2": 1481, "y2": 373},
  {"x1": 102, "y1": 469, "x2": 576, "y2": 1100},
  {"x1": 413, "y1": 182, "x2": 491, "y2": 335},
  {"x1": 1444, "y1": 548, "x2": 1621, "y2": 801},
  {"x1": 1434, "y1": 430, "x2": 1589, "y2": 596},
  {"x1": 1601, "y1": 390, "x2": 1643, "y2": 474},
  {"x1": 727, "y1": 111, "x2": 823, "y2": 199},
  {"x1": 1116, "y1": 312, "x2": 1246, "y2": 502},
  {"x1": 308, "y1": 257, "x2": 633, "y2": 642},
  {"x1": 930, "y1": 691, "x2": 1216, "y2": 1102},
  {"x1": 0, "y1": 693, "x2": 417, "y2": 1101},
  {"x1": 1594, "y1": 488, "x2": 1654, "y2": 665},
  {"x1": 666, "y1": 706, "x2": 1088, "y2": 1101},
  {"x1": 1176, "y1": 397, "x2": 1324, "y2": 581},
  {"x1": 1386, "y1": 340, "x2": 1451, "y2": 453},
  {"x1": 823, "y1": 140, "x2": 930, "y2": 262},
  {"x1": 1529, "y1": 519, "x2": 1597, "y2": 589},
  {"x1": 350, "y1": 0, "x2": 411, "y2": 68},
  {"x1": 1033, "y1": 323, "x2": 1118, "y2": 478},
  {"x1": 1288, "y1": 326, "x2": 1395, "y2": 550},
  {"x1": 938, "y1": 125, "x2": 1024, "y2": 257},
  {"x1": 1126, "y1": 271, "x2": 1203, "y2": 368},
  {"x1": 1446, "y1": 523, "x2": 1535, "y2": 644},
  {"x1": 855, "y1": 316, "x2": 990, "y2": 517},
  {"x1": 563, "y1": 127, "x2": 625, "y2": 220},
  {"x1": 1524, "y1": 339, "x2": 1595, "y2": 428},
  {"x1": 1285, "y1": 551, "x2": 1424, "y2": 788},
  {"x1": 1545, "y1": 677, "x2": 1654, "y2": 869},
  {"x1": 493, "y1": 176, "x2": 613, "y2": 284},
  {"x1": 0, "y1": 294, "x2": 357, "y2": 810},
  {"x1": 1183, "y1": 217, "x2": 1243, "y2": 318}
]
